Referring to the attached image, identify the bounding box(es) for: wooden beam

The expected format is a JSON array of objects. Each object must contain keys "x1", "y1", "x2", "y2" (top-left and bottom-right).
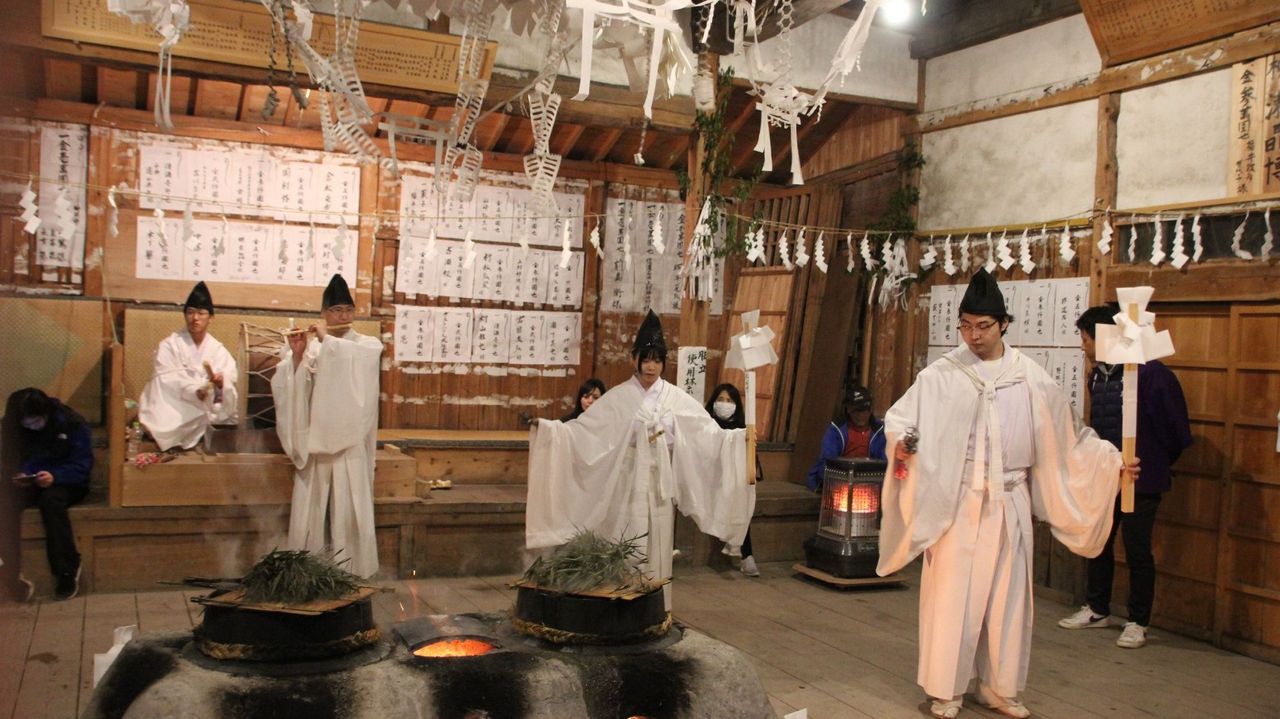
[
  {"x1": 191, "y1": 79, "x2": 243, "y2": 120},
  {"x1": 908, "y1": 0, "x2": 1080, "y2": 59},
  {"x1": 95, "y1": 67, "x2": 140, "y2": 109},
  {"x1": 475, "y1": 112, "x2": 510, "y2": 152},
  {"x1": 43, "y1": 58, "x2": 83, "y2": 103},
  {"x1": 591, "y1": 127, "x2": 624, "y2": 163},
  {"x1": 916, "y1": 21, "x2": 1280, "y2": 135},
  {"x1": 1090, "y1": 92, "x2": 1120, "y2": 305},
  {"x1": 551, "y1": 123, "x2": 586, "y2": 157}
]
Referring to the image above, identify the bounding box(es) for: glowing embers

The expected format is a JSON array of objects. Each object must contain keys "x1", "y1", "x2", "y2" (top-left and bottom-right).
[
  {"x1": 412, "y1": 637, "x2": 499, "y2": 658},
  {"x1": 394, "y1": 614, "x2": 506, "y2": 662},
  {"x1": 804, "y1": 457, "x2": 888, "y2": 580}
]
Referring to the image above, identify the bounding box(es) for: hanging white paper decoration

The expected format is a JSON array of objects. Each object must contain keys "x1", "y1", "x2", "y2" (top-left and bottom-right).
[
  {"x1": 779, "y1": 231, "x2": 793, "y2": 271},
  {"x1": 106, "y1": 184, "x2": 120, "y2": 238},
  {"x1": 845, "y1": 232, "x2": 855, "y2": 273},
  {"x1": 425, "y1": 226, "x2": 439, "y2": 261},
  {"x1": 18, "y1": 180, "x2": 40, "y2": 235},
  {"x1": 1262, "y1": 209, "x2": 1274, "y2": 258},
  {"x1": 860, "y1": 234, "x2": 877, "y2": 270},
  {"x1": 877, "y1": 236, "x2": 916, "y2": 309},
  {"x1": 942, "y1": 235, "x2": 956, "y2": 276},
  {"x1": 463, "y1": 228, "x2": 478, "y2": 269},
  {"x1": 1170, "y1": 214, "x2": 1188, "y2": 270},
  {"x1": 745, "y1": 227, "x2": 766, "y2": 265},
  {"x1": 181, "y1": 204, "x2": 195, "y2": 249},
  {"x1": 681, "y1": 198, "x2": 717, "y2": 301},
  {"x1": 1149, "y1": 214, "x2": 1166, "y2": 266},
  {"x1": 109, "y1": 0, "x2": 190, "y2": 130},
  {"x1": 793, "y1": 228, "x2": 809, "y2": 267},
  {"x1": 557, "y1": 221, "x2": 572, "y2": 269},
  {"x1": 996, "y1": 230, "x2": 1015, "y2": 271},
  {"x1": 1127, "y1": 223, "x2": 1137, "y2": 262},
  {"x1": 588, "y1": 222, "x2": 602, "y2": 256},
  {"x1": 1097, "y1": 213, "x2": 1113, "y2": 256},
  {"x1": 1017, "y1": 229, "x2": 1035, "y2": 274},
  {"x1": 1058, "y1": 223, "x2": 1076, "y2": 265},
  {"x1": 981, "y1": 232, "x2": 997, "y2": 273},
  {"x1": 1231, "y1": 212, "x2": 1253, "y2": 260},
  {"x1": 1191, "y1": 213, "x2": 1203, "y2": 262},
  {"x1": 651, "y1": 205, "x2": 666, "y2": 255},
  {"x1": 919, "y1": 238, "x2": 937, "y2": 271},
  {"x1": 52, "y1": 188, "x2": 77, "y2": 246},
  {"x1": 814, "y1": 232, "x2": 828, "y2": 273},
  {"x1": 958, "y1": 235, "x2": 971, "y2": 272}
]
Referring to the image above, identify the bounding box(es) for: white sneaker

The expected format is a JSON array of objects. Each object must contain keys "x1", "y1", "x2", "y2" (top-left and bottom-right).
[
  {"x1": 974, "y1": 684, "x2": 1030, "y2": 719},
  {"x1": 1058, "y1": 605, "x2": 1109, "y2": 629},
  {"x1": 740, "y1": 556, "x2": 760, "y2": 577},
  {"x1": 1117, "y1": 622, "x2": 1147, "y2": 648}
]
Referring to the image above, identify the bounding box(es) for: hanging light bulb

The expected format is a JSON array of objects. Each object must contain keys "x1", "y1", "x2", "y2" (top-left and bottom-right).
[{"x1": 883, "y1": 0, "x2": 914, "y2": 26}]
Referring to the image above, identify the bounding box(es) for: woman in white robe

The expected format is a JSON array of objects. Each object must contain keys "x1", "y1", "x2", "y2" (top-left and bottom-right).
[
  {"x1": 271, "y1": 275, "x2": 383, "y2": 578},
  {"x1": 526, "y1": 311, "x2": 755, "y2": 609},
  {"x1": 138, "y1": 282, "x2": 238, "y2": 451}
]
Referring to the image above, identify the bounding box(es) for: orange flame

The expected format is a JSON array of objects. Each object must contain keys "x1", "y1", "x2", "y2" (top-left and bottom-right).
[
  {"x1": 413, "y1": 638, "x2": 498, "y2": 658},
  {"x1": 825, "y1": 482, "x2": 879, "y2": 514}
]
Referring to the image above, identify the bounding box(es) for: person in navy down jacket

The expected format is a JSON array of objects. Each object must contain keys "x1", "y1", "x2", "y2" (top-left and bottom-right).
[{"x1": 1057, "y1": 306, "x2": 1193, "y2": 649}]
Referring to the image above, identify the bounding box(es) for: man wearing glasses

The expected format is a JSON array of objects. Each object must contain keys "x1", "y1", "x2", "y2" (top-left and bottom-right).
[
  {"x1": 876, "y1": 269, "x2": 1139, "y2": 719},
  {"x1": 138, "y1": 281, "x2": 239, "y2": 451},
  {"x1": 272, "y1": 274, "x2": 384, "y2": 578}
]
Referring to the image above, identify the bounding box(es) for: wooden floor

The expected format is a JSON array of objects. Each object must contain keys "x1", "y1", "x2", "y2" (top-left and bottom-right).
[{"x1": 2, "y1": 562, "x2": 1277, "y2": 719}]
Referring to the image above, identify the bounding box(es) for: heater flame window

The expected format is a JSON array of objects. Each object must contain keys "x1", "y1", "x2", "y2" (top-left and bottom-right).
[{"x1": 818, "y1": 458, "x2": 886, "y2": 541}]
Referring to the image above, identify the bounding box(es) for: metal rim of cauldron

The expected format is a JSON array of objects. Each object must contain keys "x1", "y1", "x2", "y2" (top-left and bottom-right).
[{"x1": 511, "y1": 584, "x2": 670, "y2": 645}]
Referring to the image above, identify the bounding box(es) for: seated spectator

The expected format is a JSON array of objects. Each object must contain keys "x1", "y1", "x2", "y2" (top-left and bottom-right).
[
  {"x1": 805, "y1": 383, "x2": 887, "y2": 492},
  {"x1": 560, "y1": 378, "x2": 606, "y2": 422}
]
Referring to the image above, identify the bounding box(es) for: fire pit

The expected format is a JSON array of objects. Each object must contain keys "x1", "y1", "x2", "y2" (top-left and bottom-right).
[{"x1": 83, "y1": 613, "x2": 775, "y2": 719}]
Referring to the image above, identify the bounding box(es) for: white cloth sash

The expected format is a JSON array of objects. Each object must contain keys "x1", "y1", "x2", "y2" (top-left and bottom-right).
[{"x1": 946, "y1": 351, "x2": 1027, "y2": 498}]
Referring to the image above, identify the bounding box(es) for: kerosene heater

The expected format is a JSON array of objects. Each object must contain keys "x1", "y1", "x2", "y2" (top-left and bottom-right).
[{"x1": 801, "y1": 457, "x2": 887, "y2": 580}]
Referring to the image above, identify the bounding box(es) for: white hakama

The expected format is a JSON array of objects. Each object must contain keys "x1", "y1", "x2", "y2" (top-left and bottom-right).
[
  {"x1": 272, "y1": 330, "x2": 383, "y2": 578},
  {"x1": 138, "y1": 330, "x2": 239, "y2": 451}
]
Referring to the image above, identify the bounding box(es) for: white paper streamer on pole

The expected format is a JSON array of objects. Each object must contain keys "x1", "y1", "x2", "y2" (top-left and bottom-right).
[
  {"x1": 18, "y1": 180, "x2": 41, "y2": 235},
  {"x1": 1231, "y1": 212, "x2": 1253, "y2": 260},
  {"x1": 996, "y1": 230, "x2": 1015, "y2": 271},
  {"x1": 1149, "y1": 214, "x2": 1166, "y2": 266},
  {"x1": 1058, "y1": 223, "x2": 1076, "y2": 264},
  {"x1": 845, "y1": 232, "x2": 855, "y2": 273},
  {"x1": 942, "y1": 235, "x2": 956, "y2": 276},
  {"x1": 793, "y1": 228, "x2": 809, "y2": 267},
  {"x1": 982, "y1": 232, "x2": 997, "y2": 273},
  {"x1": 1170, "y1": 214, "x2": 1188, "y2": 269},
  {"x1": 1263, "y1": 209, "x2": 1274, "y2": 258},
  {"x1": 1017, "y1": 229, "x2": 1035, "y2": 274},
  {"x1": 919, "y1": 238, "x2": 937, "y2": 271},
  {"x1": 1097, "y1": 213, "x2": 1113, "y2": 255},
  {"x1": 1191, "y1": 213, "x2": 1203, "y2": 262},
  {"x1": 779, "y1": 231, "x2": 793, "y2": 271},
  {"x1": 813, "y1": 232, "x2": 828, "y2": 273}
]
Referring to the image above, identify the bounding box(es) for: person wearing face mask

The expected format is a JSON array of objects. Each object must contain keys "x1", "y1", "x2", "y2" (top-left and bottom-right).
[
  {"x1": 560, "y1": 378, "x2": 606, "y2": 422},
  {"x1": 3, "y1": 388, "x2": 93, "y2": 601},
  {"x1": 805, "y1": 384, "x2": 887, "y2": 492},
  {"x1": 526, "y1": 311, "x2": 756, "y2": 610},
  {"x1": 705, "y1": 383, "x2": 764, "y2": 576},
  {"x1": 138, "y1": 281, "x2": 239, "y2": 452}
]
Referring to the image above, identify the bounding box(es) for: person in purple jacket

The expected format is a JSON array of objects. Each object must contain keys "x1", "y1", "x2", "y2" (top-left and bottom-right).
[
  {"x1": 5, "y1": 388, "x2": 93, "y2": 600},
  {"x1": 805, "y1": 383, "x2": 887, "y2": 492},
  {"x1": 1058, "y1": 306, "x2": 1193, "y2": 649}
]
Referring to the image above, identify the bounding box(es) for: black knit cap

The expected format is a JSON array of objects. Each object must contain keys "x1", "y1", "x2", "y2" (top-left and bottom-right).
[
  {"x1": 183, "y1": 281, "x2": 214, "y2": 314},
  {"x1": 632, "y1": 310, "x2": 667, "y2": 355},
  {"x1": 321, "y1": 273, "x2": 355, "y2": 309},
  {"x1": 958, "y1": 269, "x2": 1007, "y2": 317}
]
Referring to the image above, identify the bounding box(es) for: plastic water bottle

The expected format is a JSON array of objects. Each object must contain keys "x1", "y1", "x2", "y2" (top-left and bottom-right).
[{"x1": 126, "y1": 422, "x2": 141, "y2": 458}]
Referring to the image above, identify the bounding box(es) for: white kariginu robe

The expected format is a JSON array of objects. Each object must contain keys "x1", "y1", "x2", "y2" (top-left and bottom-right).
[{"x1": 139, "y1": 330, "x2": 239, "y2": 451}]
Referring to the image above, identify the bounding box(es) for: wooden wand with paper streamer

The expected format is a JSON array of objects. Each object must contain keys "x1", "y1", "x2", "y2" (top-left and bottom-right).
[
  {"x1": 725, "y1": 310, "x2": 779, "y2": 486},
  {"x1": 1093, "y1": 286, "x2": 1175, "y2": 513}
]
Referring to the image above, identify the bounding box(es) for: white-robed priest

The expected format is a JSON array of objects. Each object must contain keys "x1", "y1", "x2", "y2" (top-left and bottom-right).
[
  {"x1": 271, "y1": 274, "x2": 383, "y2": 578},
  {"x1": 879, "y1": 269, "x2": 1140, "y2": 719},
  {"x1": 138, "y1": 281, "x2": 239, "y2": 451},
  {"x1": 526, "y1": 310, "x2": 756, "y2": 610}
]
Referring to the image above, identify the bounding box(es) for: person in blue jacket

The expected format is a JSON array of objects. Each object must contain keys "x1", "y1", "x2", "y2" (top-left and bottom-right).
[
  {"x1": 6, "y1": 388, "x2": 93, "y2": 600},
  {"x1": 805, "y1": 383, "x2": 887, "y2": 492}
]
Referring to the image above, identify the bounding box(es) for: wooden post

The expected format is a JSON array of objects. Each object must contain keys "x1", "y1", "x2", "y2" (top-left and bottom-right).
[
  {"x1": 745, "y1": 370, "x2": 757, "y2": 485},
  {"x1": 1120, "y1": 301, "x2": 1139, "y2": 513}
]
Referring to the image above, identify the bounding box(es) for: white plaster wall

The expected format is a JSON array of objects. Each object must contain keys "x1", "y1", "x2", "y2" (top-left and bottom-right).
[
  {"x1": 1116, "y1": 69, "x2": 1230, "y2": 209},
  {"x1": 722, "y1": 22, "x2": 918, "y2": 105},
  {"x1": 923, "y1": 15, "x2": 1100, "y2": 113},
  {"x1": 918, "y1": 100, "x2": 1097, "y2": 231}
]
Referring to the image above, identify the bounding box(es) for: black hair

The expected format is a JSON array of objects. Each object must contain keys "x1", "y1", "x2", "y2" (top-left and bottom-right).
[
  {"x1": 561, "y1": 378, "x2": 606, "y2": 422},
  {"x1": 632, "y1": 346, "x2": 667, "y2": 373},
  {"x1": 705, "y1": 383, "x2": 746, "y2": 430},
  {"x1": 1076, "y1": 304, "x2": 1119, "y2": 339},
  {"x1": 4, "y1": 388, "x2": 85, "y2": 459}
]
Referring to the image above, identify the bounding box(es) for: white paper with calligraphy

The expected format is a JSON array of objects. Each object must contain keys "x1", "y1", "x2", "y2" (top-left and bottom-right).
[
  {"x1": 394, "y1": 305, "x2": 436, "y2": 363},
  {"x1": 38, "y1": 124, "x2": 88, "y2": 269},
  {"x1": 677, "y1": 346, "x2": 708, "y2": 402}
]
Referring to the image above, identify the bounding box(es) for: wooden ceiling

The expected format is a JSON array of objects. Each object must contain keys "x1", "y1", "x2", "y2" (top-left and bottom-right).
[{"x1": 30, "y1": 55, "x2": 870, "y2": 184}]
